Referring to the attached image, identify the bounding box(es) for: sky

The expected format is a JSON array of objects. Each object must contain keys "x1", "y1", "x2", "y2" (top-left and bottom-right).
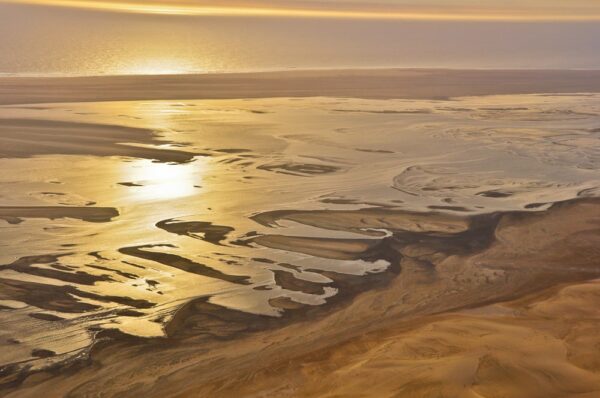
[
  {"x1": 1, "y1": 1, "x2": 599, "y2": 75},
  {"x1": 3, "y1": 0, "x2": 600, "y2": 20}
]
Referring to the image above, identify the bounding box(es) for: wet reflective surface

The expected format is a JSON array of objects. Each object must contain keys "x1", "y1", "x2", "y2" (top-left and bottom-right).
[{"x1": 1, "y1": 94, "x2": 599, "y2": 378}]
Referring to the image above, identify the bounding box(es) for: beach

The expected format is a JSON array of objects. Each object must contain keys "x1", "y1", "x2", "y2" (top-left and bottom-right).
[{"x1": 1, "y1": 69, "x2": 600, "y2": 397}]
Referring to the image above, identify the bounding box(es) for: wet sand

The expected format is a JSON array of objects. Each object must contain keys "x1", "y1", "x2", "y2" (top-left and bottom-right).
[
  {"x1": 0, "y1": 206, "x2": 119, "y2": 224},
  {"x1": 0, "y1": 119, "x2": 196, "y2": 163},
  {"x1": 4, "y1": 199, "x2": 600, "y2": 397},
  {"x1": 1, "y1": 71, "x2": 600, "y2": 397},
  {"x1": 2, "y1": 69, "x2": 600, "y2": 105}
]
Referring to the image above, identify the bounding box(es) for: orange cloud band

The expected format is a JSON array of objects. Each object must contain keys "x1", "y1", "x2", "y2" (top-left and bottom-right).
[{"x1": 3, "y1": 0, "x2": 600, "y2": 20}]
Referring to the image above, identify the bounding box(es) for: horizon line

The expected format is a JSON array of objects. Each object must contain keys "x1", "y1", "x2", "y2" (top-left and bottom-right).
[{"x1": 3, "y1": 67, "x2": 600, "y2": 80}]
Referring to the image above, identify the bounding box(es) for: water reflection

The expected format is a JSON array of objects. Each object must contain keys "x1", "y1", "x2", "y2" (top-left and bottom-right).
[
  {"x1": 1, "y1": 95, "x2": 599, "y2": 378},
  {"x1": 4, "y1": 4, "x2": 600, "y2": 76},
  {"x1": 121, "y1": 159, "x2": 201, "y2": 201},
  {"x1": 118, "y1": 57, "x2": 197, "y2": 75}
]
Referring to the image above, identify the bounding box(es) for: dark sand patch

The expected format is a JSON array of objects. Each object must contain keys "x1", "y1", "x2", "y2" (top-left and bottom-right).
[
  {"x1": 268, "y1": 296, "x2": 306, "y2": 310},
  {"x1": 30, "y1": 349, "x2": 56, "y2": 359},
  {"x1": 213, "y1": 148, "x2": 251, "y2": 154},
  {"x1": 0, "y1": 119, "x2": 195, "y2": 163},
  {"x1": 254, "y1": 235, "x2": 381, "y2": 261},
  {"x1": 28, "y1": 313, "x2": 65, "y2": 322},
  {"x1": 428, "y1": 205, "x2": 472, "y2": 212},
  {"x1": 114, "y1": 309, "x2": 145, "y2": 317},
  {"x1": 119, "y1": 245, "x2": 251, "y2": 285},
  {"x1": 257, "y1": 162, "x2": 341, "y2": 177},
  {"x1": 251, "y1": 207, "x2": 470, "y2": 235},
  {"x1": 2, "y1": 254, "x2": 111, "y2": 285},
  {"x1": 273, "y1": 270, "x2": 327, "y2": 295},
  {"x1": 0, "y1": 275, "x2": 153, "y2": 313},
  {"x1": 0, "y1": 278, "x2": 101, "y2": 313},
  {"x1": 333, "y1": 108, "x2": 432, "y2": 114},
  {"x1": 164, "y1": 297, "x2": 275, "y2": 340},
  {"x1": 525, "y1": 202, "x2": 548, "y2": 209},
  {"x1": 252, "y1": 257, "x2": 275, "y2": 264},
  {"x1": 477, "y1": 189, "x2": 514, "y2": 198},
  {"x1": 156, "y1": 219, "x2": 234, "y2": 245},
  {"x1": 355, "y1": 148, "x2": 395, "y2": 154},
  {"x1": 86, "y1": 264, "x2": 138, "y2": 280},
  {"x1": 0, "y1": 216, "x2": 23, "y2": 224},
  {"x1": 0, "y1": 206, "x2": 119, "y2": 223}
]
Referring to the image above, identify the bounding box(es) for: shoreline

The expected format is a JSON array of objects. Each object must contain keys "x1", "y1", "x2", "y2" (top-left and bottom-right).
[{"x1": 2, "y1": 69, "x2": 600, "y2": 106}]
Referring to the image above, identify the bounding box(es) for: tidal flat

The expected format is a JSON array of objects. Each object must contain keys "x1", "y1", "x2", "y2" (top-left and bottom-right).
[{"x1": 1, "y1": 72, "x2": 600, "y2": 397}]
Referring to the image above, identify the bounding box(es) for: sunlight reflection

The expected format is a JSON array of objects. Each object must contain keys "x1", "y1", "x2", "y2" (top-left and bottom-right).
[
  {"x1": 121, "y1": 159, "x2": 201, "y2": 201},
  {"x1": 118, "y1": 58, "x2": 196, "y2": 75}
]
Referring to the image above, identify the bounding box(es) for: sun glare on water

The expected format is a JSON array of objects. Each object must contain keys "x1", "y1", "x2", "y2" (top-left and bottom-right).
[
  {"x1": 118, "y1": 58, "x2": 197, "y2": 75},
  {"x1": 121, "y1": 159, "x2": 200, "y2": 201}
]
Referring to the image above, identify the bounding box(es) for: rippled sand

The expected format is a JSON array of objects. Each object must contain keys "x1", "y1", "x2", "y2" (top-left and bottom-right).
[{"x1": 1, "y1": 87, "x2": 600, "y2": 396}]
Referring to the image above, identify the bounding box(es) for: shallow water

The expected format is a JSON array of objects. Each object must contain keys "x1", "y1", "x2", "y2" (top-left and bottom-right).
[{"x1": 0, "y1": 94, "x2": 599, "y2": 374}]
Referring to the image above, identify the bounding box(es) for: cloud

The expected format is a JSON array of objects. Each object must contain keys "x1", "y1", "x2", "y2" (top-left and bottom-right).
[{"x1": 2, "y1": 0, "x2": 600, "y2": 20}]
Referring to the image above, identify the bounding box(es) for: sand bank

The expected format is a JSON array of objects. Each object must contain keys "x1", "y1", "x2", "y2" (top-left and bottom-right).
[
  {"x1": 0, "y1": 119, "x2": 196, "y2": 162},
  {"x1": 0, "y1": 206, "x2": 118, "y2": 223},
  {"x1": 1, "y1": 69, "x2": 600, "y2": 106}
]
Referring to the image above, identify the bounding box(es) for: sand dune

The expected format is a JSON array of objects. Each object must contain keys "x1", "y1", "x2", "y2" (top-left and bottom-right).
[{"x1": 214, "y1": 280, "x2": 600, "y2": 398}]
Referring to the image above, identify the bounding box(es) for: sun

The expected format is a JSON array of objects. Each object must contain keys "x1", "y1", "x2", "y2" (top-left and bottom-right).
[{"x1": 118, "y1": 58, "x2": 195, "y2": 76}]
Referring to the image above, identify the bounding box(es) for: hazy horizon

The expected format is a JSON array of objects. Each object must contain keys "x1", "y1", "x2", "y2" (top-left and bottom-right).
[{"x1": 2, "y1": 2, "x2": 600, "y2": 76}]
